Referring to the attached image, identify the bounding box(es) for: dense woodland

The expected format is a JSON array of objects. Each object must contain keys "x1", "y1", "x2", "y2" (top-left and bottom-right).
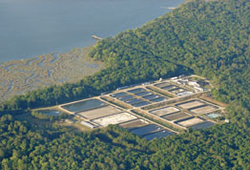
[{"x1": 1, "y1": 0, "x2": 250, "y2": 169}]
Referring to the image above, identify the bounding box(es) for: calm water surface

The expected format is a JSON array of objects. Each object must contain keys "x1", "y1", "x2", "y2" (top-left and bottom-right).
[
  {"x1": 0, "y1": 0, "x2": 183, "y2": 62},
  {"x1": 61, "y1": 99, "x2": 105, "y2": 112},
  {"x1": 38, "y1": 110, "x2": 62, "y2": 116}
]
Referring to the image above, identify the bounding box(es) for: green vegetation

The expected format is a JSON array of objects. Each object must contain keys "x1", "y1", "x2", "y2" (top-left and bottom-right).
[
  {"x1": 31, "y1": 110, "x2": 68, "y2": 121},
  {"x1": 1, "y1": 0, "x2": 250, "y2": 169},
  {"x1": 1, "y1": 112, "x2": 250, "y2": 169},
  {"x1": 90, "y1": 0, "x2": 250, "y2": 108}
]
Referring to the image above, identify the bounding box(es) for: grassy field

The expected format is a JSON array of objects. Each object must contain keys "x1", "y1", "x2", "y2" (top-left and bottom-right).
[
  {"x1": 15, "y1": 112, "x2": 54, "y2": 128},
  {"x1": 0, "y1": 47, "x2": 104, "y2": 102}
]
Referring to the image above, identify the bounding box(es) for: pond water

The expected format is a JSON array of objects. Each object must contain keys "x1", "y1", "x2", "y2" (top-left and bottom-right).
[
  {"x1": 0, "y1": 0, "x2": 183, "y2": 62},
  {"x1": 38, "y1": 109, "x2": 61, "y2": 116},
  {"x1": 118, "y1": 95, "x2": 134, "y2": 101},
  {"x1": 149, "y1": 97, "x2": 167, "y2": 102},
  {"x1": 61, "y1": 99, "x2": 105, "y2": 113},
  {"x1": 132, "y1": 101, "x2": 151, "y2": 107},
  {"x1": 130, "y1": 124, "x2": 163, "y2": 136},
  {"x1": 143, "y1": 94, "x2": 159, "y2": 100},
  {"x1": 144, "y1": 130, "x2": 174, "y2": 140},
  {"x1": 190, "y1": 121, "x2": 214, "y2": 130},
  {"x1": 111, "y1": 92, "x2": 128, "y2": 98},
  {"x1": 126, "y1": 98, "x2": 144, "y2": 104},
  {"x1": 127, "y1": 88, "x2": 146, "y2": 94},
  {"x1": 136, "y1": 91, "x2": 153, "y2": 97}
]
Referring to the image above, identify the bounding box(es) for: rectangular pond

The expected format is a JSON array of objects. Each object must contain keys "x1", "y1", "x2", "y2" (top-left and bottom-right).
[
  {"x1": 127, "y1": 88, "x2": 146, "y2": 94},
  {"x1": 154, "y1": 82, "x2": 170, "y2": 88},
  {"x1": 111, "y1": 92, "x2": 128, "y2": 98},
  {"x1": 150, "y1": 107, "x2": 180, "y2": 116},
  {"x1": 142, "y1": 94, "x2": 159, "y2": 100},
  {"x1": 119, "y1": 119, "x2": 149, "y2": 130},
  {"x1": 77, "y1": 106, "x2": 121, "y2": 120},
  {"x1": 190, "y1": 105, "x2": 218, "y2": 115},
  {"x1": 126, "y1": 98, "x2": 144, "y2": 104},
  {"x1": 118, "y1": 95, "x2": 134, "y2": 101},
  {"x1": 149, "y1": 97, "x2": 167, "y2": 102},
  {"x1": 190, "y1": 121, "x2": 214, "y2": 130},
  {"x1": 37, "y1": 110, "x2": 61, "y2": 116},
  {"x1": 161, "y1": 85, "x2": 177, "y2": 90},
  {"x1": 92, "y1": 112, "x2": 137, "y2": 127},
  {"x1": 176, "y1": 117, "x2": 204, "y2": 127},
  {"x1": 132, "y1": 101, "x2": 151, "y2": 107},
  {"x1": 61, "y1": 99, "x2": 106, "y2": 113},
  {"x1": 144, "y1": 130, "x2": 174, "y2": 140},
  {"x1": 135, "y1": 91, "x2": 152, "y2": 97},
  {"x1": 177, "y1": 100, "x2": 205, "y2": 109},
  {"x1": 130, "y1": 124, "x2": 163, "y2": 136},
  {"x1": 162, "y1": 112, "x2": 190, "y2": 121}
]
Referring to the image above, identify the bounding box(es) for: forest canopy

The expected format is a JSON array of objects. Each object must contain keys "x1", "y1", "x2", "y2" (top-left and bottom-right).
[{"x1": 1, "y1": 0, "x2": 250, "y2": 169}]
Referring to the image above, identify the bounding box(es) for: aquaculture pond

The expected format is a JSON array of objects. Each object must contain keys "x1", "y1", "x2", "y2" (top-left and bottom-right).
[
  {"x1": 120, "y1": 119, "x2": 149, "y2": 130},
  {"x1": 149, "y1": 97, "x2": 167, "y2": 102},
  {"x1": 132, "y1": 101, "x2": 151, "y2": 107},
  {"x1": 144, "y1": 130, "x2": 174, "y2": 140},
  {"x1": 130, "y1": 124, "x2": 163, "y2": 136},
  {"x1": 111, "y1": 92, "x2": 127, "y2": 98},
  {"x1": 190, "y1": 121, "x2": 214, "y2": 130},
  {"x1": 126, "y1": 98, "x2": 144, "y2": 104},
  {"x1": 135, "y1": 91, "x2": 152, "y2": 96},
  {"x1": 61, "y1": 99, "x2": 106, "y2": 113},
  {"x1": 143, "y1": 94, "x2": 159, "y2": 100},
  {"x1": 38, "y1": 110, "x2": 61, "y2": 116},
  {"x1": 118, "y1": 95, "x2": 134, "y2": 101},
  {"x1": 127, "y1": 88, "x2": 146, "y2": 94}
]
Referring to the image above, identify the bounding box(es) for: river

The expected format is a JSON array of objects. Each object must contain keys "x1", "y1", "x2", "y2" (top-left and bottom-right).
[{"x1": 0, "y1": 0, "x2": 183, "y2": 62}]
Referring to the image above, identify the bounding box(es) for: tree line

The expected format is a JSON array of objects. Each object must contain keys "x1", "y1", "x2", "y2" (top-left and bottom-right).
[{"x1": 1, "y1": 0, "x2": 250, "y2": 169}]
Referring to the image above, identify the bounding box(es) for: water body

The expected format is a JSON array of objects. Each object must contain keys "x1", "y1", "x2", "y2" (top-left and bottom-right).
[
  {"x1": 144, "y1": 130, "x2": 174, "y2": 140},
  {"x1": 61, "y1": 99, "x2": 106, "y2": 113},
  {"x1": 38, "y1": 110, "x2": 62, "y2": 117},
  {"x1": 130, "y1": 124, "x2": 163, "y2": 136},
  {"x1": 190, "y1": 121, "x2": 214, "y2": 130},
  {"x1": 0, "y1": 0, "x2": 183, "y2": 62},
  {"x1": 132, "y1": 101, "x2": 150, "y2": 107}
]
